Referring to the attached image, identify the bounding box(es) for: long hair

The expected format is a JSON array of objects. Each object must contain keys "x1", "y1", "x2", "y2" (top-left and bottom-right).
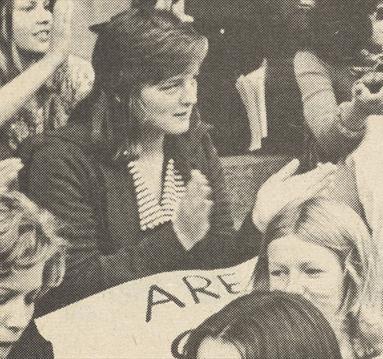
[
  {"x1": 253, "y1": 197, "x2": 383, "y2": 356},
  {"x1": 175, "y1": 291, "x2": 342, "y2": 359},
  {"x1": 0, "y1": 0, "x2": 55, "y2": 82},
  {"x1": 0, "y1": 191, "x2": 66, "y2": 293},
  {"x1": 77, "y1": 8, "x2": 208, "y2": 163}
]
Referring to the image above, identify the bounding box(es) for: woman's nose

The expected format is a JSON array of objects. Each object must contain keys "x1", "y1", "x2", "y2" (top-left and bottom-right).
[
  {"x1": 35, "y1": 6, "x2": 52, "y2": 24},
  {"x1": 180, "y1": 81, "x2": 197, "y2": 105}
]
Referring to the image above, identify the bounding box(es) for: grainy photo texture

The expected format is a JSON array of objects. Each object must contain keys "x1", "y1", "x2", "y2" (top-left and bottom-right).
[{"x1": 0, "y1": 0, "x2": 382, "y2": 358}]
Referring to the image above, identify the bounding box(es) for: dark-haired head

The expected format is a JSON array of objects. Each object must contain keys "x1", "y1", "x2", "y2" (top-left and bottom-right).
[
  {"x1": 82, "y1": 7, "x2": 208, "y2": 162},
  {"x1": 175, "y1": 290, "x2": 342, "y2": 359},
  {"x1": 306, "y1": 0, "x2": 374, "y2": 63}
]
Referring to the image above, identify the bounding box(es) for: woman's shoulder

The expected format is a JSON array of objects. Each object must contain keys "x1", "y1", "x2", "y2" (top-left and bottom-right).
[
  {"x1": 293, "y1": 50, "x2": 330, "y2": 75},
  {"x1": 51, "y1": 55, "x2": 94, "y2": 112}
]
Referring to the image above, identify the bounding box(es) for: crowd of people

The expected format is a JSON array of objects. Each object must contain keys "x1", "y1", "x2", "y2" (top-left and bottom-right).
[{"x1": 0, "y1": 0, "x2": 382, "y2": 358}]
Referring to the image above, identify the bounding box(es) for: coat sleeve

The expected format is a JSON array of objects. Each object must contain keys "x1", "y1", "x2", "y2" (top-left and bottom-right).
[
  {"x1": 294, "y1": 51, "x2": 365, "y2": 161},
  {"x1": 26, "y1": 142, "x2": 189, "y2": 312},
  {"x1": 185, "y1": 132, "x2": 263, "y2": 269}
]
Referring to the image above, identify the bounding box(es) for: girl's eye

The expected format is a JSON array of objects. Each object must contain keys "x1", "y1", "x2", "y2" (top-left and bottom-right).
[{"x1": 270, "y1": 269, "x2": 284, "y2": 277}]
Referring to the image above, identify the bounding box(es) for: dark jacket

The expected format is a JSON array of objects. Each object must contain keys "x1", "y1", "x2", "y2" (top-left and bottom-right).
[
  {"x1": 19, "y1": 120, "x2": 261, "y2": 315},
  {"x1": 9, "y1": 322, "x2": 53, "y2": 359}
]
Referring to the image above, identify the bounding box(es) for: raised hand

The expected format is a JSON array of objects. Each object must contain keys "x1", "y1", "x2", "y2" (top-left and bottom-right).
[
  {"x1": 0, "y1": 158, "x2": 23, "y2": 191},
  {"x1": 351, "y1": 71, "x2": 383, "y2": 125},
  {"x1": 48, "y1": 0, "x2": 73, "y2": 60},
  {"x1": 173, "y1": 170, "x2": 213, "y2": 250},
  {"x1": 252, "y1": 159, "x2": 337, "y2": 232},
  {"x1": 155, "y1": 0, "x2": 194, "y2": 22}
]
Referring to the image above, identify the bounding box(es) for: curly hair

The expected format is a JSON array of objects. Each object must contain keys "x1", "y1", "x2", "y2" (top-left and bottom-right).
[{"x1": 0, "y1": 191, "x2": 66, "y2": 291}]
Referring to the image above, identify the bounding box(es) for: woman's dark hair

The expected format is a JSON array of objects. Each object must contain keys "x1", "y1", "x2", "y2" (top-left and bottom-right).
[
  {"x1": 260, "y1": 0, "x2": 374, "y2": 63},
  {"x1": 174, "y1": 291, "x2": 342, "y2": 359},
  {"x1": 76, "y1": 8, "x2": 207, "y2": 162},
  {"x1": 307, "y1": 0, "x2": 373, "y2": 63}
]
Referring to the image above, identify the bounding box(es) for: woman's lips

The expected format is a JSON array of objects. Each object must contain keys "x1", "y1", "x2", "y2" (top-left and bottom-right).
[
  {"x1": 174, "y1": 111, "x2": 189, "y2": 117},
  {"x1": 33, "y1": 30, "x2": 50, "y2": 42}
]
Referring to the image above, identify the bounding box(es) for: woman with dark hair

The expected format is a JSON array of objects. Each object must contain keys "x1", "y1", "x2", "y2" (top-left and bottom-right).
[
  {"x1": 253, "y1": 197, "x2": 383, "y2": 359},
  {"x1": 20, "y1": 7, "x2": 336, "y2": 314},
  {"x1": 0, "y1": 0, "x2": 93, "y2": 160},
  {"x1": 174, "y1": 290, "x2": 342, "y2": 359}
]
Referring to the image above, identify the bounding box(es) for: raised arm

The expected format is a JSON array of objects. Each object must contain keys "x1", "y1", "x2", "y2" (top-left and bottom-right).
[
  {"x1": 0, "y1": 0, "x2": 71, "y2": 128},
  {"x1": 294, "y1": 51, "x2": 368, "y2": 160}
]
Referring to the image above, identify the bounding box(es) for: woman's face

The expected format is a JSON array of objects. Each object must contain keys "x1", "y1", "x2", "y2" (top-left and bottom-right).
[
  {"x1": 196, "y1": 337, "x2": 241, "y2": 359},
  {"x1": 12, "y1": 0, "x2": 52, "y2": 54},
  {"x1": 0, "y1": 261, "x2": 45, "y2": 359},
  {"x1": 267, "y1": 235, "x2": 345, "y2": 318},
  {"x1": 136, "y1": 65, "x2": 199, "y2": 135}
]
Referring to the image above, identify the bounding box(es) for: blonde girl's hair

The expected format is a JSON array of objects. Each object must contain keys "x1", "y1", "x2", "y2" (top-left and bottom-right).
[{"x1": 253, "y1": 197, "x2": 383, "y2": 354}]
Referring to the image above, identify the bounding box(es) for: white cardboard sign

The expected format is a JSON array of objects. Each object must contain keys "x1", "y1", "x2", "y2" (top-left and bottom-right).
[{"x1": 36, "y1": 258, "x2": 257, "y2": 358}]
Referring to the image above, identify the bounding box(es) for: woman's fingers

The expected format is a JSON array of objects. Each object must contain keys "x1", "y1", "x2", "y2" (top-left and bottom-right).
[
  {"x1": 0, "y1": 158, "x2": 23, "y2": 187},
  {"x1": 292, "y1": 163, "x2": 336, "y2": 189},
  {"x1": 49, "y1": 0, "x2": 73, "y2": 57},
  {"x1": 302, "y1": 174, "x2": 334, "y2": 200},
  {"x1": 270, "y1": 159, "x2": 300, "y2": 182},
  {"x1": 0, "y1": 158, "x2": 23, "y2": 171}
]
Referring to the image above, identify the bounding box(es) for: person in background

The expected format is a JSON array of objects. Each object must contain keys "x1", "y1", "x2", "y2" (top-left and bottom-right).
[
  {"x1": 253, "y1": 197, "x2": 383, "y2": 359},
  {"x1": 260, "y1": 0, "x2": 383, "y2": 168},
  {"x1": 0, "y1": 0, "x2": 93, "y2": 160},
  {"x1": 369, "y1": 1, "x2": 383, "y2": 54},
  {"x1": 20, "y1": 7, "x2": 336, "y2": 314},
  {"x1": 173, "y1": 291, "x2": 342, "y2": 359},
  {"x1": 0, "y1": 191, "x2": 66, "y2": 359}
]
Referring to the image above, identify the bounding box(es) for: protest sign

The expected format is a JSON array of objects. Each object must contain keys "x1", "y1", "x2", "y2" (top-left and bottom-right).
[{"x1": 36, "y1": 258, "x2": 257, "y2": 358}]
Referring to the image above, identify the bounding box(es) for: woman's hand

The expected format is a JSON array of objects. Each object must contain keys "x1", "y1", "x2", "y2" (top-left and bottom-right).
[
  {"x1": 350, "y1": 72, "x2": 383, "y2": 128},
  {"x1": 48, "y1": 0, "x2": 73, "y2": 61},
  {"x1": 0, "y1": 158, "x2": 23, "y2": 191},
  {"x1": 155, "y1": 0, "x2": 194, "y2": 22},
  {"x1": 173, "y1": 170, "x2": 213, "y2": 250},
  {"x1": 252, "y1": 159, "x2": 337, "y2": 232}
]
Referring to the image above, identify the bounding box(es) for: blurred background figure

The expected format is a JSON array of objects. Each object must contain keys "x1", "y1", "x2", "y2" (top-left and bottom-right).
[
  {"x1": 370, "y1": 1, "x2": 383, "y2": 53},
  {"x1": 173, "y1": 291, "x2": 342, "y2": 359}
]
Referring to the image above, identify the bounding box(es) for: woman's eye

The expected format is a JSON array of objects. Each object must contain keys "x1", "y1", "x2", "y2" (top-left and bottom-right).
[
  {"x1": 305, "y1": 268, "x2": 323, "y2": 275},
  {"x1": 0, "y1": 294, "x2": 12, "y2": 305},
  {"x1": 159, "y1": 82, "x2": 180, "y2": 91}
]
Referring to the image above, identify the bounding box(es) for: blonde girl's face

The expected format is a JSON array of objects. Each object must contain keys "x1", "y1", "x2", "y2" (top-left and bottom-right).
[
  {"x1": 267, "y1": 235, "x2": 345, "y2": 319},
  {"x1": 12, "y1": 0, "x2": 52, "y2": 54}
]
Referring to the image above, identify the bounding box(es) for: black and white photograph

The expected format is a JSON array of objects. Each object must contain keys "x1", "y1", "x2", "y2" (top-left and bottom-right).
[{"x1": 0, "y1": 0, "x2": 382, "y2": 357}]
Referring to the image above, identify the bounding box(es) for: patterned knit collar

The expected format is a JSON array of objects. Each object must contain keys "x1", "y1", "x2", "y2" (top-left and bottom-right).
[{"x1": 128, "y1": 158, "x2": 186, "y2": 231}]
